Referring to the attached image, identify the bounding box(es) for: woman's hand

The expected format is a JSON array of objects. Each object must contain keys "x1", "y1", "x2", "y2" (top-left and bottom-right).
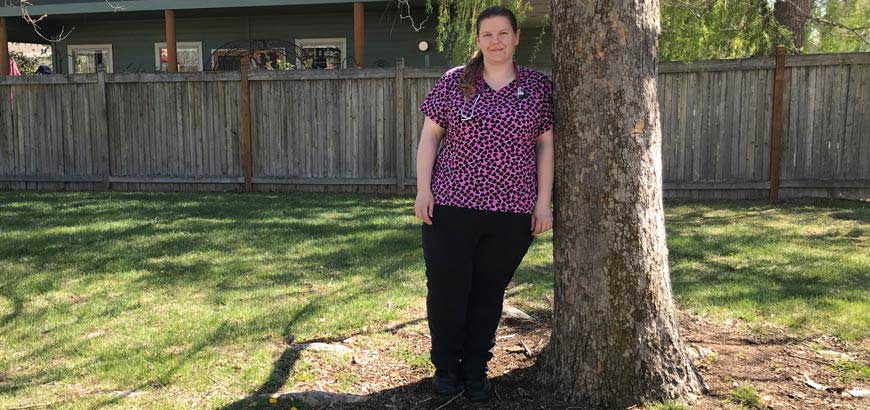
[
  {"x1": 531, "y1": 201, "x2": 552, "y2": 235},
  {"x1": 415, "y1": 189, "x2": 435, "y2": 225}
]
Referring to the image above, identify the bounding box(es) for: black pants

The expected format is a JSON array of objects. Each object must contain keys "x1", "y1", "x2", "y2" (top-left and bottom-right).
[{"x1": 421, "y1": 205, "x2": 534, "y2": 379}]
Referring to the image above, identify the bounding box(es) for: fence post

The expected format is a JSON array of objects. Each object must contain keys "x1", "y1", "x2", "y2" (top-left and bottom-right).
[
  {"x1": 97, "y1": 67, "x2": 111, "y2": 190},
  {"x1": 395, "y1": 58, "x2": 405, "y2": 193},
  {"x1": 768, "y1": 45, "x2": 786, "y2": 204},
  {"x1": 240, "y1": 55, "x2": 254, "y2": 192}
]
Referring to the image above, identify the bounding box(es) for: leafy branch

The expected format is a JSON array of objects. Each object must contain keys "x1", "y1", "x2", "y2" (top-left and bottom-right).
[{"x1": 780, "y1": 0, "x2": 870, "y2": 46}]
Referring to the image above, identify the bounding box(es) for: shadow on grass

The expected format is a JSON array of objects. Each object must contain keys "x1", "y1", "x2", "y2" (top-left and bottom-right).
[
  {"x1": 0, "y1": 190, "x2": 421, "y2": 304},
  {"x1": 0, "y1": 192, "x2": 434, "y2": 406},
  {"x1": 1, "y1": 193, "x2": 866, "y2": 407},
  {"x1": 666, "y1": 201, "x2": 869, "y2": 317},
  {"x1": 221, "y1": 360, "x2": 580, "y2": 410},
  {"x1": 219, "y1": 315, "x2": 428, "y2": 410}
]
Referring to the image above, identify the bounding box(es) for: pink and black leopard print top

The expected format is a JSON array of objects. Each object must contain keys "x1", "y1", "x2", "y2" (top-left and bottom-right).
[{"x1": 419, "y1": 64, "x2": 554, "y2": 214}]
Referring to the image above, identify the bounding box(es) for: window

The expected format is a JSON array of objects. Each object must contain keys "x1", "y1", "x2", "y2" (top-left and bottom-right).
[
  {"x1": 155, "y1": 42, "x2": 203, "y2": 72},
  {"x1": 295, "y1": 38, "x2": 346, "y2": 69},
  {"x1": 67, "y1": 44, "x2": 113, "y2": 74}
]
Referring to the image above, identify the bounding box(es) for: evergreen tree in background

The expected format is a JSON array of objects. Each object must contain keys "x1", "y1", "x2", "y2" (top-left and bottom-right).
[{"x1": 422, "y1": 0, "x2": 869, "y2": 64}]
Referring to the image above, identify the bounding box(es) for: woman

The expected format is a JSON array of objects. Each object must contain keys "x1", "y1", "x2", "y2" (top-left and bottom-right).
[{"x1": 414, "y1": 5, "x2": 554, "y2": 403}]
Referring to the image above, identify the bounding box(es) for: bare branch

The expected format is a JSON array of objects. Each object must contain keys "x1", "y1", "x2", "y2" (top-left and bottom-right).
[
  {"x1": 395, "y1": 0, "x2": 431, "y2": 32},
  {"x1": 7, "y1": 0, "x2": 122, "y2": 43},
  {"x1": 11, "y1": 1, "x2": 75, "y2": 42}
]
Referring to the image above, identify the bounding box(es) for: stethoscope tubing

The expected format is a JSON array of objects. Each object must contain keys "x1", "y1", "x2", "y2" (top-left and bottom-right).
[{"x1": 459, "y1": 87, "x2": 525, "y2": 122}]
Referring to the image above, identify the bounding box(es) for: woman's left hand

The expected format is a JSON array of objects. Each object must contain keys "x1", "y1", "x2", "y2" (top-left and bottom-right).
[{"x1": 531, "y1": 202, "x2": 553, "y2": 236}]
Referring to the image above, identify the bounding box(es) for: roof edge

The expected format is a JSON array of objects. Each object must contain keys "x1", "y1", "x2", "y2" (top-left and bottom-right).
[{"x1": 0, "y1": 0, "x2": 386, "y2": 18}]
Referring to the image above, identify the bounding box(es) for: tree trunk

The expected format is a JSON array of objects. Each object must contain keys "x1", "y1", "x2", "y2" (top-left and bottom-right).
[
  {"x1": 542, "y1": 0, "x2": 705, "y2": 408},
  {"x1": 774, "y1": 0, "x2": 813, "y2": 50}
]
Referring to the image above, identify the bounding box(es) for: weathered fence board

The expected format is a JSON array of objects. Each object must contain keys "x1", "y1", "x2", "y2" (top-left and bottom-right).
[
  {"x1": 1, "y1": 52, "x2": 868, "y2": 199},
  {"x1": 246, "y1": 77, "x2": 399, "y2": 181},
  {"x1": 103, "y1": 79, "x2": 242, "y2": 180}
]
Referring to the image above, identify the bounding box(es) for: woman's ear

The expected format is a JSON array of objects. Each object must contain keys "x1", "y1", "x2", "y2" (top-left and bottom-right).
[{"x1": 514, "y1": 29, "x2": 521, "y2": 46}]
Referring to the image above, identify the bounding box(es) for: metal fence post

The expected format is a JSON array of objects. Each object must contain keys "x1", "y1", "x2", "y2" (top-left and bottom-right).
[
  {"x1": 240, "y1": 55, "x2": 254, "y2": 192},
  {"x1": 395, "y1": 58, "x2": 405, "y2": 193},
  {"x1": 768, "y1": 45, "x2": 786, "y2": 204},
  {"x1": 97, "y1": 67, "x2": 111, "y2": 190}
]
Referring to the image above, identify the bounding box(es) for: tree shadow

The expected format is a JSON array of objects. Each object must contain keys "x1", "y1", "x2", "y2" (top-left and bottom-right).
[
  {"x1": 0, "y1": 191, "x2": 431, "y2": 408},
  {"x1": 220, "y1": 315, "x2": 429, "y2": 410},
  {"x1": 0, "y1": 289, "x2": 23, "y2": 326},
  {"x1": 2, "y1": 192, "x2": 865, "y2": 408},
  {"x1": 231, "y1": 360, "x2": 582, "y2": 410}
]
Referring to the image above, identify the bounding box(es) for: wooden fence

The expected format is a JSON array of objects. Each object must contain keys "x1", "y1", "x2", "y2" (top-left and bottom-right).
[
  {"x1": 1, "y1": 53, "x2": 869, "y2": 200},
  {"x1": 656, "y1": 52, "x2": 870, "y2": 200}
]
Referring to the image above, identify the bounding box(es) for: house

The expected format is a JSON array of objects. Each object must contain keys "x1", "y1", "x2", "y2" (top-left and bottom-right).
[{"x1": 0, "y1": 0, "x2": 552, "y2": 75}]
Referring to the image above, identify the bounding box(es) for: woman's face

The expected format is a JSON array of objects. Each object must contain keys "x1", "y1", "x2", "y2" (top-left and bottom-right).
[{"x1": 476, "y1": 16, "x2": 519, "y2": 65}]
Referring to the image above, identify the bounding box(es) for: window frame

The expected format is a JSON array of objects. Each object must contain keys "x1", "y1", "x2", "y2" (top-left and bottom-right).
[
  {"x1": 294, "y1": 37, "x2": 347, "y2": 69},
  {"x1": 67, "y1": 44, "x2": 114, "y2": 74},
  {"x1": 154, "y1": 41, "x2": 204, "y2": 72}
]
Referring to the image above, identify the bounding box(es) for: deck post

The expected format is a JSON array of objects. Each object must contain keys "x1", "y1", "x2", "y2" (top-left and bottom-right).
[
  {"x1": 0, "y1": 17, "x2": 10, "y2": 75},
  {"x1": 353, "y1": 3, "x2": 364, "y2": 68},
  {"x1": 165, "y1": 10, "x2": 178, "y2": 72}
]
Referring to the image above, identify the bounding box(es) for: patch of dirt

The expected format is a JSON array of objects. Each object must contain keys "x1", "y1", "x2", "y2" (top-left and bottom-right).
[
  {"x1": 263, "y1": 310, "x2": 868, "y2": 410},
  {"x1": 679, "y1": 312, "x2": 869, "y2": 410}
]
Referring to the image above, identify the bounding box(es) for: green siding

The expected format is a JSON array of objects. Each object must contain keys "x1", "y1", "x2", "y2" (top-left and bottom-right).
[
  {"x1": 515, "y1": 28, "x2": 553, "y2": 67},
  {"x1": 52, "y1": 9, "x2": 462, "y2": 73},
  {"x1": 14, "y1": 2, "x2": 550, "y2": 73}
]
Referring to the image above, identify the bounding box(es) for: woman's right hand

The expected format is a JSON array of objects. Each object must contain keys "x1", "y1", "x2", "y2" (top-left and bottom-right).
[{"x1": 414, "y1": 190, "x2": 435, "y2": 225}]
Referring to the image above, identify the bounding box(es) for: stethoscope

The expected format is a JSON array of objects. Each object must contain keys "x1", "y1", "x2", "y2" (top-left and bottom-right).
[{"x1": 460, "y1": 85, "x2": 526, "y2": 122}]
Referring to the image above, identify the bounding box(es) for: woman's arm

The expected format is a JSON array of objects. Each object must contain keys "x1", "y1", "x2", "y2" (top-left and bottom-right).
[
  {"x1": 532, "y1": 129, "x2": 554, "y2": 235},
  {"x1": 415, "y1": 117, "x2": 446, "y2": 225}
]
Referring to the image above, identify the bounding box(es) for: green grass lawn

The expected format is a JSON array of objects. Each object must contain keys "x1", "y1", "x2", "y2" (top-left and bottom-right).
[{"x1": 0, "y1": 192, "x2": 867, "y2": 409}]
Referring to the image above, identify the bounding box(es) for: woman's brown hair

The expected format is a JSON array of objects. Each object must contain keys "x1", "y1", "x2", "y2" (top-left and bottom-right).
[{"x1": 459, "y1": 6, "x2": 519, "y2": 99}]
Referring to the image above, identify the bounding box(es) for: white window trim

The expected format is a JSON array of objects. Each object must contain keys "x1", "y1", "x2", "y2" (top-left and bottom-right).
[
  {"x1": 154, "y1": 41, "x2": 203, "y2": 72},
  {"x1": 67, "y1": 44, "x2": 114, "y2": 74},
  {"x1": 294, "y1": 38, "x2": 347, "y2": 69}
]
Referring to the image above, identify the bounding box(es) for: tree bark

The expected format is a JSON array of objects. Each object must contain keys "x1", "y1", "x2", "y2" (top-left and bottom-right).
[
  {"x1": 542, "y1": 0, "x2": 704, "y2": 407},
  {"x1": 774, "y1": 0, "x2": 813, "y2": 50}
]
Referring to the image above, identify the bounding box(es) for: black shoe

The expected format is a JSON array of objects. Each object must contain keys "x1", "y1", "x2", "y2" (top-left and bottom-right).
[
  {"x1": 463, "y1": 376, "x2": 493, "y2": 402},
  {"x1": 432, "y1": 371, "x2": 464, "y2": 396}
]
